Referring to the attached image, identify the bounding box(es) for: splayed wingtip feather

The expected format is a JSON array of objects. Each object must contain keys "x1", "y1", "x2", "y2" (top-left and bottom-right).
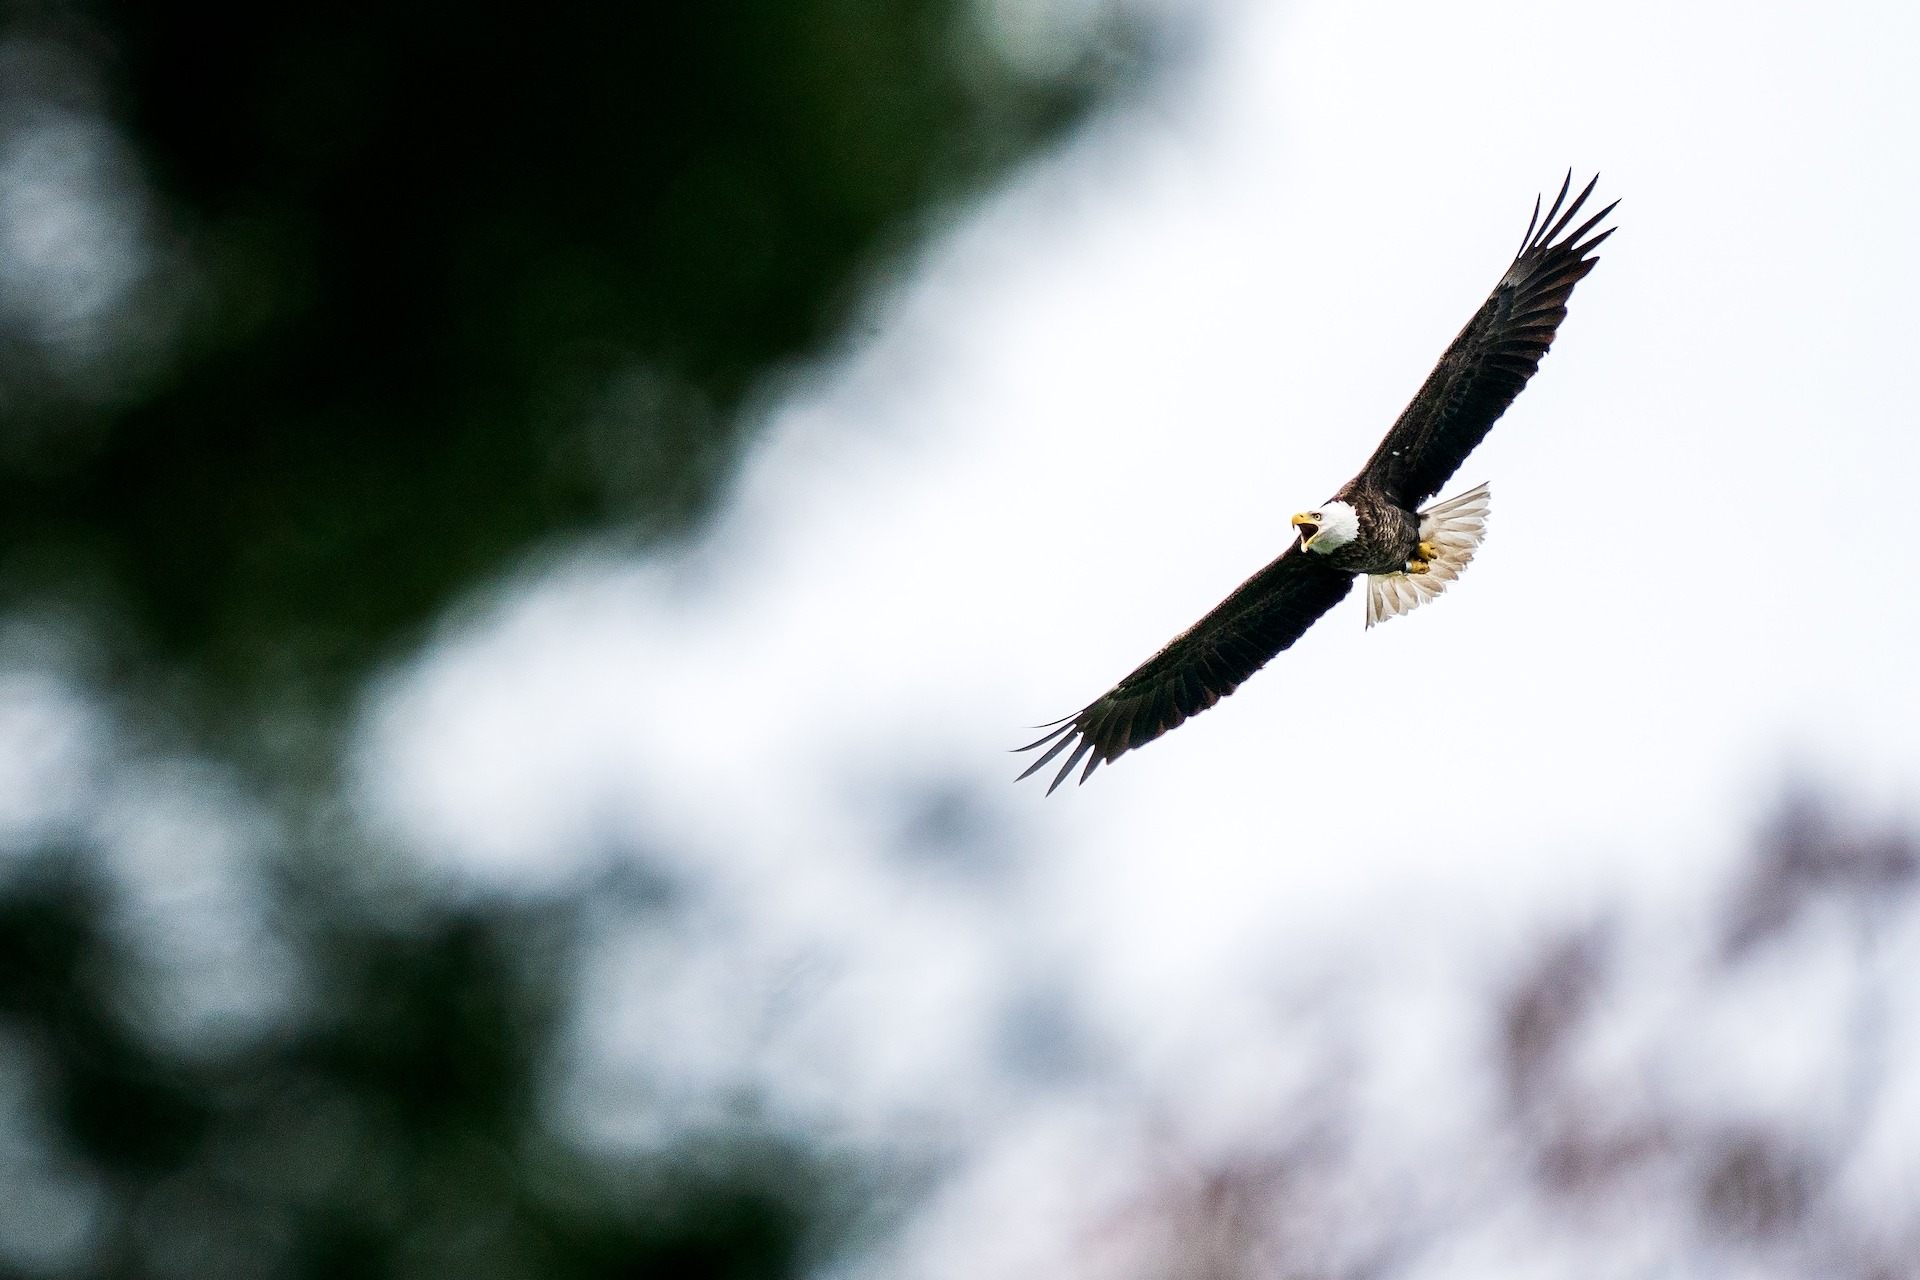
[{"x1": 1046, "y1": 737, "x2": 1094, "y2": 794}]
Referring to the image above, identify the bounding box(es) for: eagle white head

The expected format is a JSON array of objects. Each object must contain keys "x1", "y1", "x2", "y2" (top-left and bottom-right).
[{"x1": 1291, "y1": 500, "x2": 1358, "y2": 553}]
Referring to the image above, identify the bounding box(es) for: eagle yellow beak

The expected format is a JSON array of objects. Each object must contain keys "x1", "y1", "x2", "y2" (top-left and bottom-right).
[{"x1": 1290, "y1": 512, "x2": 1318, "y2": 545}]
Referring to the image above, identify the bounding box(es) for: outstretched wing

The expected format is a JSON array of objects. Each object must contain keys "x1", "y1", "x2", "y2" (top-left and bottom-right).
[
  {"x1": 1356, "y1": 173, "x2": 1616, "y2": 510},
  {"x1": 1017, "y1": 546, "x2": 1354, "y2": 793}
]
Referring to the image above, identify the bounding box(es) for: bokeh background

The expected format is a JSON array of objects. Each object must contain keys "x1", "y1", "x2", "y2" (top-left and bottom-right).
[{"x1": 2, "y1": 0, "x2": 1918, "y2": 1276}]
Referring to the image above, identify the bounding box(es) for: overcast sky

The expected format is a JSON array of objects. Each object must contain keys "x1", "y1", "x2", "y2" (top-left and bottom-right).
[
  {"x1": 369, "y1": 0, "x2": 1920, "y2": 945},
  {"x1": 353, "y1": 0, "x2": 1920, "y2": 1271}
]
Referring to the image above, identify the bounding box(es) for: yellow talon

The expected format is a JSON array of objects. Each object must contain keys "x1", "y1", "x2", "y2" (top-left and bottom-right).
[
  {"x1": 1406, "y1": 558, "x2": 1431, "y2": 575},
  {"x1": 1416, "y1": 540, "x2": 1439, "y2": 562}
]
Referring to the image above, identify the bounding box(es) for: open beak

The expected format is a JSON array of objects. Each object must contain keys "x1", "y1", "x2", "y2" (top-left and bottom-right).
[{"x1": 1290, "y1": 513, "x2": 1318, "y2": 545}]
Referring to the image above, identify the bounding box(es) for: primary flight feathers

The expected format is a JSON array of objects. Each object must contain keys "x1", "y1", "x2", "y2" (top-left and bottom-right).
[{"x1": 1019, "y1": 173, "x2": 1616, "y2": 794}]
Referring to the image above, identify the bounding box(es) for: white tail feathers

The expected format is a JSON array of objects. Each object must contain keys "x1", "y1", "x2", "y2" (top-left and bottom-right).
[{"x1": 1365, "y1": 483, "x2": 1490, "y2": 628}]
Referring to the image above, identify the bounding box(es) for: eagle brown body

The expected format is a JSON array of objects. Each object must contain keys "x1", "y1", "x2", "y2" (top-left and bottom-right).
[
  {"x1": 1018, "y1": 174, "x2": 1616, "y2": 793},
  {"x1": 1309, "y1": 495, "x2": 1419, "y2": 575}
]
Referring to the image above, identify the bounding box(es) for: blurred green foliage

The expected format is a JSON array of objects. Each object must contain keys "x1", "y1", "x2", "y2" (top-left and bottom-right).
[
  {"x1": 0, "y1": 0, "x2": 1122, "y2": 748},
  {"x1": 0, "y1": 848, "x2": 831, "y2": 1278},
  {"x1": 0, "y1": 2, "x2": 1132, "y2": 1275}
]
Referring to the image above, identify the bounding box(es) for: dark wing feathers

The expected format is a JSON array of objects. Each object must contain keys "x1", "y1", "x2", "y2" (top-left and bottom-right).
[
  {"x1": 1356, "y1": 172, "x2": 1615, "y2": 509},
  {"x1": 1019, "y1": 177, "x2": 1614, "y2": 791},
  {"x1": 1016, "y1": 547, "x2": 1353, "y2": 792}
]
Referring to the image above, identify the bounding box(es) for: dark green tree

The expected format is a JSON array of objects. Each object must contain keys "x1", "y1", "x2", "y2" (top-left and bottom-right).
[{"x1": 0, "y1": 3, "x2": 1138, "y2": 1274}]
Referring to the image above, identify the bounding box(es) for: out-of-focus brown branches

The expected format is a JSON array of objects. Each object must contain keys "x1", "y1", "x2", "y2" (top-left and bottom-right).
[{"x1": 1059, "y1": 796, "x2": 1920, "y2": 1280}]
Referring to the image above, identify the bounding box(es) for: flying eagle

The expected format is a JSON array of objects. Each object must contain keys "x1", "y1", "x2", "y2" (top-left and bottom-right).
[{"x1": 1019, "y1": 174, "x2": 1615, "y2": 793}]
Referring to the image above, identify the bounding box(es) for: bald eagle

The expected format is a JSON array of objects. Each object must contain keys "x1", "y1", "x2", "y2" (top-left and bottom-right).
[{"x1": 1019, "y1": 174, "x2": 1616, "y2": 793}]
